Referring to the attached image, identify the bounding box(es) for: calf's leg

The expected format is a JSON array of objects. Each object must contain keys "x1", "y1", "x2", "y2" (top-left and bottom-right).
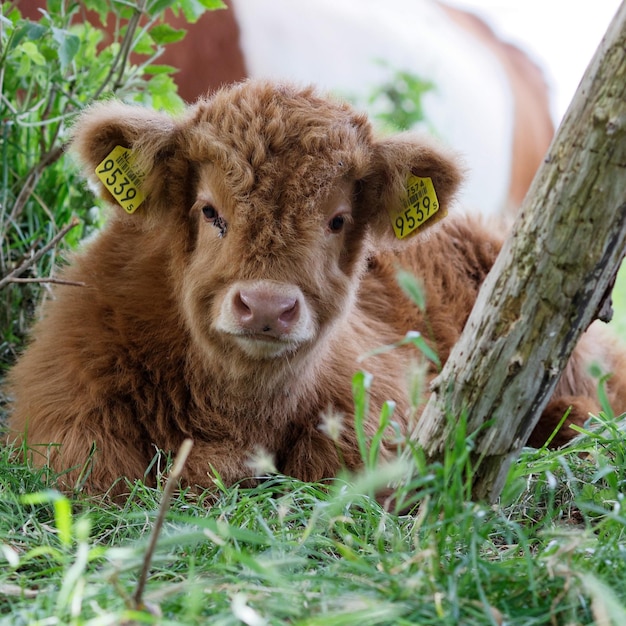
[{"x1": 531, "y1": 321, "x2": 626, "y2": 447}]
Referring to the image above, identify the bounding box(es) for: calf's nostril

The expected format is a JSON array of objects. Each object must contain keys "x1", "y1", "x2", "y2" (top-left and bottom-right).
[
  {"x1": 233, "y1": 287, "x2": 300, "y2": 334},
  {"x1": 233, "y1": 292, "x2": 253, "y2": 320},
  {"x1": 279, "y1": 300, "x2": 299, "y2": 324}
]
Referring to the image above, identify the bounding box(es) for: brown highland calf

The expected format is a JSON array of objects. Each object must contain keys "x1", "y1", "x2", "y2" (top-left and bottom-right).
[{"x1": 7, "y1": 81, "x2": 626, "y2": 496}]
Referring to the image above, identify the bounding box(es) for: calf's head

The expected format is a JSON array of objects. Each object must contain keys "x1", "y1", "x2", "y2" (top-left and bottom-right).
[{"x1": 72, "y1": 81, "x2": 462, "y2": 370}]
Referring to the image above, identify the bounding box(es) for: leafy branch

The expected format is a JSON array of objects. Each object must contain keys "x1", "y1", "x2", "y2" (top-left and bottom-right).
[{"x1": 0, "y1": 0, "x2": 223, "y2": 367}]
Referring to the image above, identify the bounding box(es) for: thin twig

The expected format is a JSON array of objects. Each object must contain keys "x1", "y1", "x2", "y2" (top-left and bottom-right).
[
  {"x1": 113, "y1": 9, "x2": 141, "y2": 91},
  {"x1": 91, "y1": 0, "x2": 148, "y2": 101},
  {"x1": 0, "y1": 584, "x2": 38, "y2": 599},
  {"x1": 132, "y1": 439, "x2": 194, "y2": 611},
  {"x1": 8, "y1": 144, "x2": 65, "y2": 224},
  {"x1": 0, "y1": 218, "x2": 79, "y2": 290},
  {"x1": 6, "y1": 277, "x2": 85, "y2": 287}
]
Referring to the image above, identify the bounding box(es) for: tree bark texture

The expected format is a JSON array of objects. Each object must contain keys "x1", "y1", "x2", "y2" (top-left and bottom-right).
[{"x1": 414, "y1": 2, "x2": 626, "y2": 502}]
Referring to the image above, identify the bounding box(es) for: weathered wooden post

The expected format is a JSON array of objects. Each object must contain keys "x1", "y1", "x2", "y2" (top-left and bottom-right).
[{"x1": 414, "y1": 2, "x2": 626, "y2": 501}]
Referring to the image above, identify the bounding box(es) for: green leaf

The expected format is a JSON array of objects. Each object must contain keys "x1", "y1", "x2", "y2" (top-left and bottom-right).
[
  {"x1": 9, "y1": 21, "x2": 46, "y2": 51},
  {"x1": 147, "y1": 72, "x2": 175, "y2": 97},
  {"x1": 52, "y1": 27, "x2": 80, "y2": 71},
  {"x1": 144, "y1": 64, "x2": 179, "y2": 75},
  {"x1": 148, "y1": 74, "x2": 185, "y2": 113},
  {"x1": 132, "y1": 31, "x2": 156, "y2": 55},
  {"x1": 110, "y1": 1, "x2": 136, "y2": 20},
  {"x1": 404, "y1": 330, "x2": 441, "y2": 368},
  {"x1": 23, "y1": 21, "x2": 48, "y2": 39},
  {"x1": 20, "y1": 490, "x2": 73, "y2": 547},
  {"x1": 369, "y1": 66, "x2": 435, "y2": 131},
  {"x1": 149, "y1": 23, "x2": 187, "y2": 45},
  {"x1": 47, "y1": 0, "x2": 63, "y2": 15},
  {"x1": 362, "y1": 329, "x2": 440, "y2": 368},
  {"x1": 396, "y1": 267, "x2": 426, "y2": 310},
  {"x1": 352, "y1": 370, "x2": 373, "y2": 464},
  {"x1": 198, "y1": 0, "x2": 227, "y2": 8},
  {"x1": 19, "y1": 40, "x2": 47, "y2": 66},
  {"x1": 1, "y1": 6, "x2": 20, "y2": 27},
  {"x1": 82, "y1": 0, "x2": 111, "y2": 25},
  {"x1": 16, "y1": 54, "x2": 32, "y2": 78},
  {"x1": 368, "y1": 400, "x2": 395, "y2": 469},
  {"x1": 146, "y1": 0, "x2": 180, "y2": 17},
  {"x1": 179, "y1": 0, "x2": 210, "y2": 23}
]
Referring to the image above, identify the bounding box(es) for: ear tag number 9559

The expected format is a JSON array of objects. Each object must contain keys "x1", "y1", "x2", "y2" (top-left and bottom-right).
[
  {"x1": 95, "y1": 146, "x2": 146, "y2": 214},
  {"x1": 389, "y1": 175, "x2": 440, "y2": 239}
]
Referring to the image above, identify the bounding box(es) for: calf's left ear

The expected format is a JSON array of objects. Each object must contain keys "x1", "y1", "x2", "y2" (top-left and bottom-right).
[{"x1": 358, "y1": 133, "x2": 464, "y2": 245}]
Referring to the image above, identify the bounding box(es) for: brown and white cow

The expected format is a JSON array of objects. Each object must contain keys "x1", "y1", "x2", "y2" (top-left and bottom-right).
[{"x1": 6, "y1": 81, "x2": 625, "y2": 496}]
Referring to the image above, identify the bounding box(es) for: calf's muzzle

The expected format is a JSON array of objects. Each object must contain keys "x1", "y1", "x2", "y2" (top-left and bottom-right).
[{"x1": 216, "y1": 279, "x2": 314, "y2": 342}]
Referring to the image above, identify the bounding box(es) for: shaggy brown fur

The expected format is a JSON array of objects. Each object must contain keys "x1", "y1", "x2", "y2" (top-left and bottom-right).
[{"x1": 6, "y1": 81, "x2": 626, "y2": 496}]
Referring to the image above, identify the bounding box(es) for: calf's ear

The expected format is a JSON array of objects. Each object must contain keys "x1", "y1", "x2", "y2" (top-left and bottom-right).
[
  {"x1": 358, "y1": 134, "x2": 464, "y2": 245},
  {"x1": 70, "y1": 101, "x2": 178, "y2": 217}
]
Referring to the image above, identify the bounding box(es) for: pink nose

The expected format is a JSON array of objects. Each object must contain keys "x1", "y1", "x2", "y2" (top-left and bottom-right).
[{"x1": 232, "y1": 285, "x2": 300, "y2": 336}]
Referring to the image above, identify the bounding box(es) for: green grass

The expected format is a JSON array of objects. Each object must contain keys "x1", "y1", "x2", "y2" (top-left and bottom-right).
[{"x1": 1, "y1": 405, "x2": 626, "y2": 625}]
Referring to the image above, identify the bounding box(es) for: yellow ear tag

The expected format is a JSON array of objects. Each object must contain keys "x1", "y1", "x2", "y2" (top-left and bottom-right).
[
  {"x1": 95, "y1": 146, "x2": 146, "y2": 214},
  {"x1": 389, "y1": 175, "x2": 441, "y2": 239}
]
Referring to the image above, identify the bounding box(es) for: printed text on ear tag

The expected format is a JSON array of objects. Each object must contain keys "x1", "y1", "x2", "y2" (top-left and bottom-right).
[
  {"x1": 95, "y1": 146, "x2": 146, "y2": 214},
  {"x1": 389, "y1": 175, "x2": 440, "y2": 239}
]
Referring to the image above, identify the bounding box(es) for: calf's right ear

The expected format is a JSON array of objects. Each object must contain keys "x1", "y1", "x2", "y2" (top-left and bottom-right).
[
  {"x1": 358, "y1": 133, "x2": 464, "y2": 246},
  {"x1": 70, "y1": 101, "x2": 178, "y2": 215}
]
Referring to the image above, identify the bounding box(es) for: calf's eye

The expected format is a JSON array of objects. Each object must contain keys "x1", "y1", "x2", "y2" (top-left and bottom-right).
[
  {"x1": 328, "y1": 215, "x2": 346, "y2": 233},
  {"x1": 202, "y1": 205, "x2": 218, "y2": 221},
  {"x1": 200, "y1": 204, "x2": 227, "y2": 237}
]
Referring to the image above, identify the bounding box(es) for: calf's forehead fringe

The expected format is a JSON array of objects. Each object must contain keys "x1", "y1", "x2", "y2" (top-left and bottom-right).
[{"x1": 181, "y1": 81, "x2": 374, "y2": 200}]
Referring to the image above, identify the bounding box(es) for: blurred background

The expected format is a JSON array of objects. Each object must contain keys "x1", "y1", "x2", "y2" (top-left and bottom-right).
[{"x1": 447, "y1": 1, "x2": 621, "y2": 123}]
